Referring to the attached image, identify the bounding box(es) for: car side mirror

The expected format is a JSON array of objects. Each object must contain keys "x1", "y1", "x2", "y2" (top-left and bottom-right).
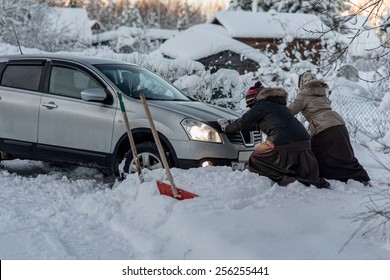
[{"x1": 81, "y1": 88, "x2": 107, "y2": 102}]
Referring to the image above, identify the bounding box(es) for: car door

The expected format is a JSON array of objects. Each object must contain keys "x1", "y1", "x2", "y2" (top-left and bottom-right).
[
  {"x1": 37, "y1": 61, "x2": 116, "y2": 165},
  {"x1": 0, "y1": 59, "x2": 45, "y2": 154}
]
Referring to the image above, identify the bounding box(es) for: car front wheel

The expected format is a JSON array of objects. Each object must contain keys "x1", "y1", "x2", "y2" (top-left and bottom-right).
[{"x1": 120, "y1": 142, "x2": 163, "y2": 177}]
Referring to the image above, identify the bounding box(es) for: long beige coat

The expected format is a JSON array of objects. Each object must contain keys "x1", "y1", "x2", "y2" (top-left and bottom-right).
[{"x1": 289, "y1": 80, "x2": 345, "y2": 136}]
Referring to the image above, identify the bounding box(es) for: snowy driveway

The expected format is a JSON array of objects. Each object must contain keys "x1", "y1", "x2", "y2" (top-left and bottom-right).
[{"x1": 1, "y1": 145, "x2": 390, "y2": 260}]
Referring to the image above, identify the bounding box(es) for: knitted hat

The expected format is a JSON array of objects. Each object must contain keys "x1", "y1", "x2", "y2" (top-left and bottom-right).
[
  {"x1": 298, "y1": 72, "x2": 316, "y2": 89},
  {"x1": 245, "y1": 81, "x2": 264, "y2": 107}
]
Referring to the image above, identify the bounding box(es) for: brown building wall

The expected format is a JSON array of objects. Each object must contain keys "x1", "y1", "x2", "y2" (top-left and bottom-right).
[{"x1": 236, "y1": 38, "x2": 322, "y2": 65}]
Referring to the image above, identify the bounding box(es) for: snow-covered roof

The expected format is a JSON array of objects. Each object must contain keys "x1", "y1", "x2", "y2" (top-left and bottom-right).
[
  {"x1": 208, "y1": 10, "x2": 328, "y2": 39},
  {"x1": 190, "y1": 23, "x2": 231, "y2": 37},
  {"x1": 343, "y1": 15, "x2": 382, "y2": 57},
  {"x1": 159, "y1": 23, "x2": 270, "y2": 63},
  {"x1": 48, "y1": 7, "x2": 93, "y2": 45},
  {"x1": 92, "y1": 26, "x2": 178, "y2": 44},
  {"x1": 117, "y1": 26, "x2": 178, "y2": 40}
]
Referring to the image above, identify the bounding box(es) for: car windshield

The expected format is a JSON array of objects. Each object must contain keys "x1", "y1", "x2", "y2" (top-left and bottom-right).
[{"x1": 94, "y1": 64, "x2": 191, "y2": 101}]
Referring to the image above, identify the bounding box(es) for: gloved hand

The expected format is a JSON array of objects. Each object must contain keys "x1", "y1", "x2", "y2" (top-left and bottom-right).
[{"x1": 217, "y1": 118, "x2": 229, "y2": 132}]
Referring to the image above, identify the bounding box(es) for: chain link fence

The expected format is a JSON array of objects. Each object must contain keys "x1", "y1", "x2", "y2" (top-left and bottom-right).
[{"x1": 330, "y1": 92, "x2": 390, "y2": 140}]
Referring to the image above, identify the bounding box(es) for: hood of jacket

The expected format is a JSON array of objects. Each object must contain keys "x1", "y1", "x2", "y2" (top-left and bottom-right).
[
  {"x1": 300, "y1": 80, "x2": 328, "y2": 97},
  {"x1": 255, "y1": 87, "x2": 288, "y2": 101}
]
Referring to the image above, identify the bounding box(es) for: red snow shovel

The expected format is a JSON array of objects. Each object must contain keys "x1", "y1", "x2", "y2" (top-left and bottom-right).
[
  {"x1": 117, "y1": 92, "x2": 144, "y2": 183},
  {"x1": 140, "y1": 94, "x2": 198, "y2": 200}
]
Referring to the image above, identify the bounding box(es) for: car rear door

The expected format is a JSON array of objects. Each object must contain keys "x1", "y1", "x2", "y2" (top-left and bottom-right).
[
  {"x1": 37, "y1": 60, "x2": 116, "y2": 166},
  {"x1": 0, "y1": 59, "x2": 45, "y2": 154}
]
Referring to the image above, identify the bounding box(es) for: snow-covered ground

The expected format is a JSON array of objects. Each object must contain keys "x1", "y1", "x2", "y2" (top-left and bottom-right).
[
  {"x1": 1, "y1": 142, "x2": 389, "y2": 260},
  {"x1": 0, "y1": 41, "x2": 389, "y2": 261}
]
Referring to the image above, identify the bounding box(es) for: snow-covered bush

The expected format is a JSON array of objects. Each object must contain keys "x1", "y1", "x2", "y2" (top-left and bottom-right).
[
  {"x1": 0, "y1": 1, "x2": 89, "y2": 52},
  {"x1": 174, "y1": 69, "x2": 253, "y2": 109}
]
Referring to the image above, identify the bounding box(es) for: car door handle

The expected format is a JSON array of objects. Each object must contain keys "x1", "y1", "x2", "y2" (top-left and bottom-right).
[{"x1": 42, "y1": 102, "x2": 58, "y2": 110}]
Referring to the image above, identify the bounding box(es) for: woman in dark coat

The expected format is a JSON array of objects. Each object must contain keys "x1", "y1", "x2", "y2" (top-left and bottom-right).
[
  {"x1": 224, "y1": 82, "x2": 329, "y2": 188},
  {"x1": 289, "y1": 72, "x2": 370, "y2": 184}
]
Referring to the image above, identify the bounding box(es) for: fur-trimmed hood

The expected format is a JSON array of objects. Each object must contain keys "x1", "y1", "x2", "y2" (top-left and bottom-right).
[
  {"x1": 255, "y1": 87, "x2": 288, "y2": 100},
  {"x1": 300, "y1": 80, "x2": 329, "y2": 96}
]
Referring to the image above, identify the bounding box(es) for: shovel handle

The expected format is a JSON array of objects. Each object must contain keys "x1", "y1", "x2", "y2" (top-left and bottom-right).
[
  {"x1": 117, "y1": 92, "x2": 144, "y2": 183},
  {"x1": 140, "y1": 94, "x2": 180, "y2": 198}
]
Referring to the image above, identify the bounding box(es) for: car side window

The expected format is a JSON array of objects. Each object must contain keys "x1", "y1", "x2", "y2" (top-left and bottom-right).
[
  {"x1": 0, "y1": 65, "x2": 43, "y2": 91},
  {"x1": 49, "y1": 66, "x2": 102, "y2": 99},
  {"x1": 117, "y1": 71, "x2": 141, "y2": 97},
  {"x1": 137, "y1": 72, "x2": 174, "y2": 99}
]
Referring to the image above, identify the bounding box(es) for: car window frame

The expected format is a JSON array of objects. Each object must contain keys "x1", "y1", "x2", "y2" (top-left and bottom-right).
[
  {"x1": 0, "y1": 59, "x2": 47, "y2": 92},
  {"x1": 94, "y1": 63, "x2": 192, "y2": 102},
  {"x1": 44, "y1": 60, "x2": 113, "y2": 105}
]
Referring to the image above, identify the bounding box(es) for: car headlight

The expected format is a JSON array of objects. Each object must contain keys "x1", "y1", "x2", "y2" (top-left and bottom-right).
[{"x1": 181, "y1": 119, "x2": 222, "y2": 143}]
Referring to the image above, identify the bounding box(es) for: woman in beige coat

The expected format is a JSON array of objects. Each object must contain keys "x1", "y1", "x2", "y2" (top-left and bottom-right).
[{"x1": 289, "y1": 72, "x2": 370, "y2": 184}]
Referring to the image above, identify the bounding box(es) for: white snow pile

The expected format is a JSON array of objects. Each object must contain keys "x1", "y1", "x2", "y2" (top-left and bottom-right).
[{"x1": 0, "y1": 143, "x2": 389, "y2": 260}]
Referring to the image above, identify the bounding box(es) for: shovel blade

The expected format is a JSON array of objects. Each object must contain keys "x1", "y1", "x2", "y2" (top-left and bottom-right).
[{"x1": 157, "y1": 180, "x2": 198, "y2": 200}]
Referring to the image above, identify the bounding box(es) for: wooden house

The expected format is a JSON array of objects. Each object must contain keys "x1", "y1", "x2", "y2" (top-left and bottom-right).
[
  {"x1": 159, "y1": 24, "x2": 270, "y2": 74},
  {"x1": 208, "y1": 11, "x2": 327, "y2": 65}
]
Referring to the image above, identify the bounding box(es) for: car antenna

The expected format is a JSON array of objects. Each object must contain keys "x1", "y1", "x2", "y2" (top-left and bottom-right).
[{"x1": 12, "y1": 23, "x2": 23, "y2": 55}]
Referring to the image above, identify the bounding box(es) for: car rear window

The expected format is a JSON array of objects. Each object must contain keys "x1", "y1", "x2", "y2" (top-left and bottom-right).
[{"x1": 1, "y1": 65, "x2": 43, "y2": 91}]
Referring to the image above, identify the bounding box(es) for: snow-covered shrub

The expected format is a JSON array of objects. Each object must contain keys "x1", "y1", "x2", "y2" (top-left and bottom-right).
[
  {"x1": 174, "y1": 69, "x2": 254, "y2": 110},
  {"x1": 0, "y1": 1, "x2": 89, "y2": 52}
]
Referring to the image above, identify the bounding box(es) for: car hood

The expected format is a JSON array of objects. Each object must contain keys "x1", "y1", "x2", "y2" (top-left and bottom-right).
[{"x1": 150, "y1": 100, "x2": 243, "y2": 123}]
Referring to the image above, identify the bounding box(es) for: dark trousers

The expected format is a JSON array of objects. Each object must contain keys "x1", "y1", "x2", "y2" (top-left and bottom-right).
[{"x1": 311, "y1": 125, "x2": 370, "y2": 183}]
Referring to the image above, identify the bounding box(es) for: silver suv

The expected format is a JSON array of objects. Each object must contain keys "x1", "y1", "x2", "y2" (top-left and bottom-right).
[{"x1": 0, "y1": 54, "x2": 261, "y2": 175}]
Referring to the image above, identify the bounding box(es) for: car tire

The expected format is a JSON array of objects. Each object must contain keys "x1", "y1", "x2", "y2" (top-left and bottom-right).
[{"x1": 121, "y1": 141, "x2": 167, "y2": 176}]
